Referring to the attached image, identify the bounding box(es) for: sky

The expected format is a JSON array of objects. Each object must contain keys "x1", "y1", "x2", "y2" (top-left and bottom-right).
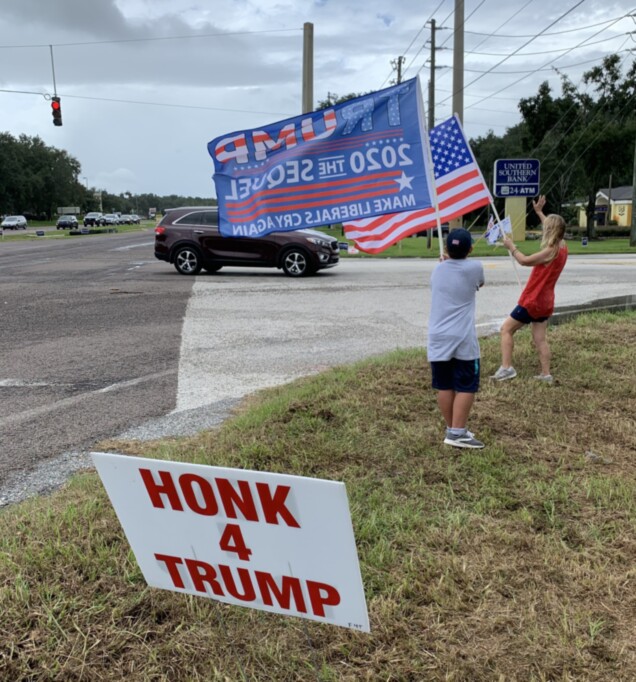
[{"x1": 1, "y1": 0, "x2": 634, "y2": 198}]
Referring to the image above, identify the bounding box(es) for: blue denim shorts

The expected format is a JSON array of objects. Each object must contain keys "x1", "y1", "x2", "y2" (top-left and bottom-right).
[{"x1": 431, "y1": 358, "x2": 480, "y2": 393}]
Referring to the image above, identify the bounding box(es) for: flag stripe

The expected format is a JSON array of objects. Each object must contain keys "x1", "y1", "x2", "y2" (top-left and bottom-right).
[{"x1": 344, "y1": 114, "x2": 492, "y2": 253}]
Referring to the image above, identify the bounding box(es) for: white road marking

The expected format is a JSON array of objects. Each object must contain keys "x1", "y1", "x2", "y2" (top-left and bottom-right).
[
  {"x1": 0, "y1": 370, "x2": 175, "y2": 429},
  {"x1": 111, "y1": 241, "x2": 154, "y2": 251}
]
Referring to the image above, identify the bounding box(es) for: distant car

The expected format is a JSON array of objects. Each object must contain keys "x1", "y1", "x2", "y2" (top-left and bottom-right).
[
  {"x1": 119, "y1": 214, "x2": 132, "y2": 224},
  {"x1": 56, "y1": 215, "x2": 78, "y2": 229},
  {"x1": 102, "y1": 214, "x2": 120, "y2": 226},
  {"x1": 128, "y1": 214, "x2": 141, "y2": 224},
  {"x1": 1, "y1": 215, "x2": 27, "y2": 230},
  {"x1": 154, "y1": 207, "x2": 339, "y2": 277},
  {"x1": 84, "y1": 212, "x2": 103, "y2": 227}
]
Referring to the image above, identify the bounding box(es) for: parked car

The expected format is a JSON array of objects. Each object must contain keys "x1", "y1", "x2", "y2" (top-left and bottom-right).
[
  {"x1": 1, "y1": 215, "x2": 27, "y2": 230},
  {"x1": 83, "y1": 212, "x2": 103, "y2": 227},
  {"x1": 56, "y1": 215, "x2": 78, "y2": 229},
  {"x1": 154, "y1": 207, "x2": 340, "y2": 277},
  {"x1": 101, "y1": 214, "x2": 120, "y2": 226},
  {"x1": 128, "y1": 214, "x2": 141, "y2": 224},
  {"x1": 119, "y1": 214, "x2": 133, "y2": 224}
]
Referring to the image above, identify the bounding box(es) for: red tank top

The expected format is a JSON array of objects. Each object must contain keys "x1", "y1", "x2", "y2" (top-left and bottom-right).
[{"x1": 518, "y1": 243, "x2": 568, "y2": 318}]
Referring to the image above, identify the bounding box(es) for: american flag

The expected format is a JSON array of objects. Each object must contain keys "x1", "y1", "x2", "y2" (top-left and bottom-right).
[{"x1": 344, "y1": 115, "x2": 492, "y2": 253}]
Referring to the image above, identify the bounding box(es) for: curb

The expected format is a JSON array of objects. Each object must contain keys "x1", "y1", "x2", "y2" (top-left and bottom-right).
[{"x1": 550, "y1": 294, "x2": 636, "y2": 325}]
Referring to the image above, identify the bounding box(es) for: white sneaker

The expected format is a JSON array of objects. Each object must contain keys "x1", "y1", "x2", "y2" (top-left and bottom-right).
[
  {"x1": 492, "y1": 366, "x2": 517, "y2": 381},
  {"x1": 533, "y1": 374, "x2": 553, "y2": 384}
]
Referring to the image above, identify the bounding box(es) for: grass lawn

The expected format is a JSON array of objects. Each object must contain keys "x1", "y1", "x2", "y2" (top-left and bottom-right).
[
  {"x1": 326, "y1": 232, "x2": 636, "y2": 258},
  {"x1": 1, "y1": 311, "x2": 635, "y2": 680}
]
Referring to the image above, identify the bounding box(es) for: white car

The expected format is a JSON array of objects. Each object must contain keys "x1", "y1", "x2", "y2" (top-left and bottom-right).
[
  {"x1": 1, "y1": 215, "x2": 27, "y2": 230},
  {"x1": 102, "y1": 214, "x2": 120, "y2": 226}
]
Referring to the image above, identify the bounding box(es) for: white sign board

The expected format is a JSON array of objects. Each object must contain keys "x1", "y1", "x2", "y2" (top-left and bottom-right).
[{"x1": 92, "y1": 453, "x2": 369, "y2": 632}]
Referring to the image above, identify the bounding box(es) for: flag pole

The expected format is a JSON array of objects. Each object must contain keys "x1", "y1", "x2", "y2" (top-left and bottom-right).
[
  {"x1": 416, "y1": 78, "x2": 444, "y2": 258},
  {"x1": 488, "y1": 203, "x2": 522, "y2": 288}
]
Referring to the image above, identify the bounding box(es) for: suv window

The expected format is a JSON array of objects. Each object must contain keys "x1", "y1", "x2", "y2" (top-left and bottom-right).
[
  {"x1": 200, "y1": 211, "x2": 218, "y2": 226},
  {"x1": 175, "y1": 212, "x2": 202, "y2": 226}
]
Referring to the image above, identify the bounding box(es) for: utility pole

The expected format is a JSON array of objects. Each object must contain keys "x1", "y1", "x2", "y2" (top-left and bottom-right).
[
  {"x1": 452, "y1": 0, "x2": 464, "y2": 123},
  {"x1": 302, "y1": 22, "x2": 314, "y2": 114},
  {"x1": 428, "y1": 19, "x2": 436, "y2": 132},
  {"x1": 448, "y1": 0, "x2": 465, "y2": 232},
  {"x1": 391, "y1": 56, "x2": 405, "y2": 84},
  {"x1": 630, "y1": 135, "x2": 636, "y2": 246}
]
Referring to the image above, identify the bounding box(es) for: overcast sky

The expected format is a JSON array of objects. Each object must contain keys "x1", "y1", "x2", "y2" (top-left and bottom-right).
[{"x1": 1, "y1": 0, "x2": 634, "y2": 198}]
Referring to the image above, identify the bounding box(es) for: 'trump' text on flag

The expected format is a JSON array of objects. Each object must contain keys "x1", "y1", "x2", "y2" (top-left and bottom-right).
[
  {"x1": 208, "y1": 78, "x2": 435, "y2": 238},
  {"x1": 344, "y1": 115, "x2": 493, "y2": 253}
]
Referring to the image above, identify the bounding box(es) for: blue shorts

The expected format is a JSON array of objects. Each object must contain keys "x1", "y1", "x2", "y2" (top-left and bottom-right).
[
  {"x1": 431, "y1": 358, "x2": 480, "y2": 393},
  {"x1": 510, "y1": 305, "x2": 549, "y2": 324}
]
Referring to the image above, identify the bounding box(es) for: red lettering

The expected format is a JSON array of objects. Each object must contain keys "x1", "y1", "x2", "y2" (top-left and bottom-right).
[
  {"x1": 256, "y1": 483, "x2": 300, "y2": 527},
  {"x1": 306, "y1": 581, "x2": 340, "y2": 617},
  {"x1": 219, "y1": 523, "x2": 253, "y2": 561},
  {"x1": 155, "y1": 553, "x2": 186, "y2": 588},
  {"x1": 179, "y1": 474, "x2": 219, "y2": 516},
  {"x1": 184, "y1": 559, "x2": 224, "y2": 596},
  {"x1": 219, "y1": 565, "x2": 256, "y2": 601},
  {"x1": 215, "y1": 478, "x2": 258, "y2": 521},
  {"x1": 255, "y1": 571, "x2": 307, "y2": 613},
  {"x1": 140, "y1": 469, "x2": 183, "y2": 511}
]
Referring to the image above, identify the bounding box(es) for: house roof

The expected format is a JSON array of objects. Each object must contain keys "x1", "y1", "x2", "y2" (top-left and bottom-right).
[{"x1": 596, "y1": 186, "x2": 633, "y2": 202}]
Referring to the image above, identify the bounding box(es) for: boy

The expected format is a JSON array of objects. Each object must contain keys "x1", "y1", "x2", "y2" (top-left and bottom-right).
[{"x1": 427, "y1": 228, "x2": 485, "y2": 449}]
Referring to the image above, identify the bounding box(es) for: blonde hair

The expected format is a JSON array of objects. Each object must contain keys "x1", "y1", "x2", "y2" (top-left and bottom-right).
[{"x1": 541, "y1": 214, "x2": 566, "y2": 251}]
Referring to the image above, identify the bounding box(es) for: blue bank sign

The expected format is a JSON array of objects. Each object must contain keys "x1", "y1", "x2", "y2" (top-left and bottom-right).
[{"x1": 493, "y1": 158, "x2": 540, "y2": 198}]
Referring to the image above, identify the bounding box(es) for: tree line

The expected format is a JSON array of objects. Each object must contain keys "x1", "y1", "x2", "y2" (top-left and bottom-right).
[{"x1": 0, "y1": 134, "x2": 214, "y2": 220}]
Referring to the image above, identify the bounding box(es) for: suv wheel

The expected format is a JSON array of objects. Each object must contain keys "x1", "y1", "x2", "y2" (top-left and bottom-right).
[
  {"x1": 281, "y1": 248, "x2": 314, "y2": 277},
  {"x1": 174, "y1": 246, "x2": 202, "y2": 275}
]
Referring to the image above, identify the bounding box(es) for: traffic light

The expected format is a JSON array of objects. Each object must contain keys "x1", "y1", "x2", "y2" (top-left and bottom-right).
[{"x1": 51, "y1": 96, "x2": 62, "y2": 126}]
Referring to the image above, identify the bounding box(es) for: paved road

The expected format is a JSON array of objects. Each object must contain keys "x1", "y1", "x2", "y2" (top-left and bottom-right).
[
  {"x1": 175, "y1": 252, "x2": 636, "y2": 412},
  {"x1": 0, "y1": 231, "x2": 192, "y2": 497},
  {"x1": 1, "y1": 232, "x2": 634, "y2": 504}
]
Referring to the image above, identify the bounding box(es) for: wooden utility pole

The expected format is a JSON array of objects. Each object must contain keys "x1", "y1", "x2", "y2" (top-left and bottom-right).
[
  {"x1": 391, "y1": 56, "x2": 405, "y2": 84},
  {"x1": 428, "y1": 19, "x2": 436, "y2": 132},
  {"x1": 302, "y1": 22, "x2": 314, "y2": 114},
  {"x1": 630, "y1": 135, "x2": 636, "y2": 246},
  {"x1": 452, "y1": 0, "x2": 464, "y2": 124}
]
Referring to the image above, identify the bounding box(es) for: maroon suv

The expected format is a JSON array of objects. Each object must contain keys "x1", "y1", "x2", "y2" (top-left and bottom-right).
[{"x1": 154, "y1": 207, "x2": 340, "y2": 277}]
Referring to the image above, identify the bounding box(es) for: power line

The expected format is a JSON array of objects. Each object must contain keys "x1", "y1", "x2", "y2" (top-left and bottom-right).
[
  {"x1": 0, "y1": 88, "x2": 293, "y2": 117},
  {"x1": 463, "y1": 14, "x2": 633, "y2": 39},
  {"x1": 0, "y1": 27, "x2": 301, "y2": 50},
  {"x1": 464, "y1": 12, "x2": 632, "y2": 111},
  {"x1": 465, "y1": 33, "x2": 624, "y2": 57},
  {"x1": 380, "y1": 0, "x2": 448, "y2": 87},
  {"x1": 437, "y1": 0, "x2": 588, "y2": 107},
  {"x1": 462, "y1": 48, "x2": 633, "y2": 75}
]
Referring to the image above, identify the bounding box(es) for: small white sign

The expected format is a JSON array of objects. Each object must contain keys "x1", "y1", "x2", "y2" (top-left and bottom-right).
[{"x1": 92, "y1": 453, "x2": 370, "y2": 632}]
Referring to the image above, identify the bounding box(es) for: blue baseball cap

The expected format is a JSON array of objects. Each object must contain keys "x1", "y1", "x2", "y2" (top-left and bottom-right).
[{"x1": 446, "y1": 228, "x2": 473, "y2": 258}]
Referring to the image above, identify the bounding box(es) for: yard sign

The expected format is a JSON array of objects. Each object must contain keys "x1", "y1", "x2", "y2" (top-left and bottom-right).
[{"x1": 92, "y1": 453, "x2": 370, "y2": 632}]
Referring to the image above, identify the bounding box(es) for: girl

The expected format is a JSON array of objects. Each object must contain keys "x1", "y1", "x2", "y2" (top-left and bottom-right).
[{"x1": 493, "y1": 196, "x2": 568, "y2": 383}]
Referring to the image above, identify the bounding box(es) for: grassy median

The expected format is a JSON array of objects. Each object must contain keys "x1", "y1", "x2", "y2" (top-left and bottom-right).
[{"x1": 1, "y1": 311, "x2": 635, "y2": 681}]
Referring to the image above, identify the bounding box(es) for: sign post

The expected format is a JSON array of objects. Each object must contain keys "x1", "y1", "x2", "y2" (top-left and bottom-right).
[
  {"x1": 92, "y1": 453, "x2": 370, "y2": 632},
  {"x1": 493, "y1": 159, "x2": 540, "y2": 241}
]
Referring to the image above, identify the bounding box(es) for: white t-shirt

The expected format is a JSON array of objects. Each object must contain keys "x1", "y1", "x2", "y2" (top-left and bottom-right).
[{"x1": 427, "y1": 258, "x2": 484, "y2": 362}]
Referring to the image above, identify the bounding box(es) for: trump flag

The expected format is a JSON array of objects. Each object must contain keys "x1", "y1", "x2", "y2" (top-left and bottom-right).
[
  {"x1": 344, "y1": 115, "x2": 492, "y2": 253},
  {"x1": 208, "y1": 78, "x2": 435, "y2": 238}
]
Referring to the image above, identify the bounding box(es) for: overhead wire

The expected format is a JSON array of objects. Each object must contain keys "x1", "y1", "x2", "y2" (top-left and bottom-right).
[
  {"x1": 464, "y1": 10, "x2": 633, "y2": 111},
  {"x1": 378, "y1": 0, "x2": 448, "y2": 88},
  {"x1": 437, "y1": 0, "x2": 588, "y2": 106},
  {"x1": 0, "y1": 27, "x2": 302, "y2": 50}
]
